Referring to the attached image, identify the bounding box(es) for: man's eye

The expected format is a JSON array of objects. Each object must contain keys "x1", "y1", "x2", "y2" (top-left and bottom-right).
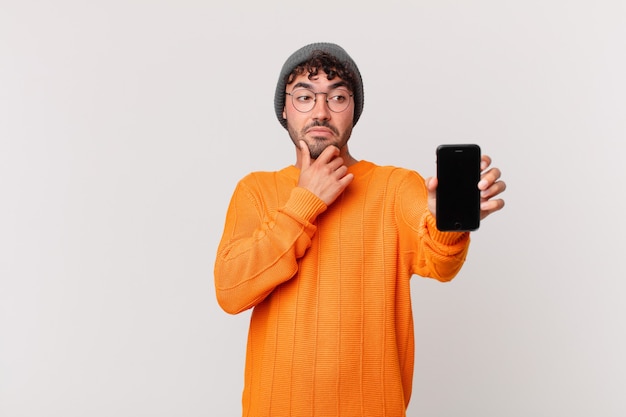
[
  {"x1": 295, "y1": 92, "x2": 314, "y2": 102},
  {"x1": 329, "y1": 90, "x2": 350, "y2": 102}
]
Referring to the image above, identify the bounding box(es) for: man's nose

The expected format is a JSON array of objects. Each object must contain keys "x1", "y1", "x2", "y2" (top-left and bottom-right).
[{"x1": 311, "y1": 93, "x2": 331, "y2": 120}]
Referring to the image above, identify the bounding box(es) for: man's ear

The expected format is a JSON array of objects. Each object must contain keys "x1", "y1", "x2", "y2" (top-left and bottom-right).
[{"x1": 282, "y1": 109, "x2": 286, "y2": 119}]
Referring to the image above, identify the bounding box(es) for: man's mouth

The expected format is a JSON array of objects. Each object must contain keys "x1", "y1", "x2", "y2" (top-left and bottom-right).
[
  {"x1": 307, "y1": 127, "x2": 332, "y2": 135},
  {"x1": 305, "y1": 123, "x2": 337, "y2": 137}
]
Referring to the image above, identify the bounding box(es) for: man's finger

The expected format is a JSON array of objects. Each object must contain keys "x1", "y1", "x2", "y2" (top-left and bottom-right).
[
  {"x1": 480, "y1": 154, "x2": 492, "y2": 171},
  {"x1": 426, "y1": 176, "x2": 438, "y2": 192},
  {"x1": 315, "y1": 145, "x2": 340, "y2": 164},
  {"x1": 299, "y1": 141, "x2": 311, "y2": 168}
]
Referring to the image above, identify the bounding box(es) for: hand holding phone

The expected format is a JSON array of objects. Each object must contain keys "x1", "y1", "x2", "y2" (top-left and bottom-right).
[{"x1": 435, "y1": 144, "x2": 481, "y2": 231}]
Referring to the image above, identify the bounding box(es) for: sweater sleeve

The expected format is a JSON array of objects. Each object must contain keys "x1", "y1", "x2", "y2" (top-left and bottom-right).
[
  {"x1": 214, "y1": 178, "x2": 327, "y2": 314},
  {"x1": 396, "y1": 170, "x2": 470, "y2": 282}
]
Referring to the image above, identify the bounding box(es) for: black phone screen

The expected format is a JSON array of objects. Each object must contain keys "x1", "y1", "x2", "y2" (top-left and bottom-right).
[{"x1": 436, "y1": 144, "x2": 481, "y2": 231}]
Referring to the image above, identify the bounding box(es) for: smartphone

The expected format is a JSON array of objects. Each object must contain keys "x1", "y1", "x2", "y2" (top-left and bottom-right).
[{"x1": 436, "y1": 144, "x2": 481, "y2": 231}]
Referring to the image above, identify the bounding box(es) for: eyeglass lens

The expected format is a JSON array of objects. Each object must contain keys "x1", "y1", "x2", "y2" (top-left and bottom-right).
[{"x1": 289, "y1": 89, "x2": 352, "y2": 113}]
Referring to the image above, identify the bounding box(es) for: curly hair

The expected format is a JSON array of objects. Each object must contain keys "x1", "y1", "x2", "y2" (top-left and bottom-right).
[{"x1": 284, "y1": 50, "x2": 358, "y2": 93}]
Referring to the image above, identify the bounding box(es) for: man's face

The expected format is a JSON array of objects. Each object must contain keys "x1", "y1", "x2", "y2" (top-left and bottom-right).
[{"x1": 283, "y1": 70, "x2": 354, "y2": 159}]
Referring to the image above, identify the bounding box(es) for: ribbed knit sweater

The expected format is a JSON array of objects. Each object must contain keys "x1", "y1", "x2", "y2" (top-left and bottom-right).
[{"x1": 215, "y1": 161, "x2": 470, "y2": 417}]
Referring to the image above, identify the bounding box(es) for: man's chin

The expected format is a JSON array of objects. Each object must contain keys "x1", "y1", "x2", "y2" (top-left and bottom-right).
[{"x1": 309, "y1": 142, "x2": 340, "y2": 159}]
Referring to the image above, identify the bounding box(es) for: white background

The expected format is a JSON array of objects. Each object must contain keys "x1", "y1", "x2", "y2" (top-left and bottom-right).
[{"x1": 1, "y1": 1, "x2": 625, "y2": 416}]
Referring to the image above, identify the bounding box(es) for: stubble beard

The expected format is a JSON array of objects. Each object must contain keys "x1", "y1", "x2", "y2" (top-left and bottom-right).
[{"x1": 287, "y1": 122, "x2": 352, "y2": 160}]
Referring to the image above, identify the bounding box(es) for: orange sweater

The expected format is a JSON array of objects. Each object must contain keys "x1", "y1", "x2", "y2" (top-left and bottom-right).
[{"x1": 215, "y1": 161, "x2": 470, "y2": 417}]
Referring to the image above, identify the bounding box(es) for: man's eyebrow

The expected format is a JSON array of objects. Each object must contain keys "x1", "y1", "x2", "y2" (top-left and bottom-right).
[
  {"x1": 330, "y1": 81, "x2": 350, "y2": 90},
  {"x1": 291, "y1": 82, "x2": 313, "y2": 90},
  {"x1": 290, "y1": 81, "x2": 351, "y2": 91}
]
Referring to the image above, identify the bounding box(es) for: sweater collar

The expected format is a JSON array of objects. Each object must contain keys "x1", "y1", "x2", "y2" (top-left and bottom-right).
[{"x1": 282, "y1": 160, "x2": 376, "y2": 180}]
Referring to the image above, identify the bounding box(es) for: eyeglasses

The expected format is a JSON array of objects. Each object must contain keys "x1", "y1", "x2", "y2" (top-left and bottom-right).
[{"x1": 286, "y1": 88, "x2": 353, "y2": 113}]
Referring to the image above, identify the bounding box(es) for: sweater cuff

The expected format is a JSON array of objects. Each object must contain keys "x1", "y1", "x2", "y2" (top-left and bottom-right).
[{"x1": 281, "y1": 187, "x2": 327, "y2": 224}]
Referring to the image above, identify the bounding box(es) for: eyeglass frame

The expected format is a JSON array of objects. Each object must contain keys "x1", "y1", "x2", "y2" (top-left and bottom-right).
[{"x1": 285, "y1": 87, "x2": 354, "y2": 113}]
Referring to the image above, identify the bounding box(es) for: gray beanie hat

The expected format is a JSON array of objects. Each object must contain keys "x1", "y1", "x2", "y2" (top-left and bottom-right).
[{"x1": 274, "y1": 42, "x2": 364, "y2": 129}]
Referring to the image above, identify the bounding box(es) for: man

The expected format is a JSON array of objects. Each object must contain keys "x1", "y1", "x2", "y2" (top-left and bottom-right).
[{"x1": 214, "y1": 42, "x2": 506, "y2": 416}]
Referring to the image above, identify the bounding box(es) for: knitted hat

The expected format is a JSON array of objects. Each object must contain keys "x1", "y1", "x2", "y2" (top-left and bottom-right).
[{"x1": 274, "y1": 42, "x2": 364, "y2": 129}]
